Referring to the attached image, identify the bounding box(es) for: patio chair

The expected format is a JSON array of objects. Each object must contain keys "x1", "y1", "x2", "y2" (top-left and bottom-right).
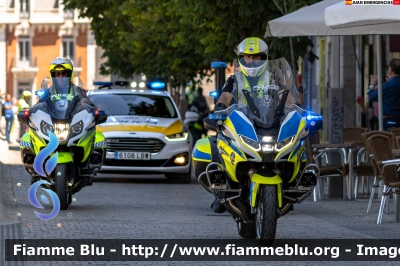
[
  {"x1": 361, "y1": 131, "x2": 395, "y2": 213},
  {"x1": 343, "y1": 126, "x2": 368, "y2": 198},
  {"x1": 388, "y1": 128, "x2": 400, "y2": 147},
  {"x1": 304, "y1": 131, "x2": 348, "y2": 201},
  {"x1": 343, "y1": 126, "x2": 368, "y2": 141},
  {"x1": 367, "y1": 134, "x2": 400, "y2": 224},
  {"x1": 396, "y1": 136, "x2": 400, "y2": 150}
]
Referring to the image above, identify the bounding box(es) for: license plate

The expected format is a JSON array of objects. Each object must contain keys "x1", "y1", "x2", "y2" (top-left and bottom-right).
[{"x1": 114, "y1": 152, "x2": 150, "y2": 160}]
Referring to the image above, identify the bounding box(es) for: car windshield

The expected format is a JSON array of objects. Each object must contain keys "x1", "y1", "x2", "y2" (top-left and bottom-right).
[{"x1": 88, "y1": 93, "x2": 178, "y2": 118}]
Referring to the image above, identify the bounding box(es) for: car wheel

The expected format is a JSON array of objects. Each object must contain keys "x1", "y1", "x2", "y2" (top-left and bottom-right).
[{"x1": 166, "y1": 166, "x2": 192, "y2": 184}]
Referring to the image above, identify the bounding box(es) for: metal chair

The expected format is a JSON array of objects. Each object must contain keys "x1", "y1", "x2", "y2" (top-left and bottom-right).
[
  {"x1": 362, "y1": 131, "x2": 395, "y2": 213},
  {"x1": 367, "y1": 134, "x2": 400, "y2": 224},
  {"x1": 343, "y1": 126, "x2": 368, "y2": 199},
  {"x1": 304, "y1": 131, "x2": 348, "y2": 201}
]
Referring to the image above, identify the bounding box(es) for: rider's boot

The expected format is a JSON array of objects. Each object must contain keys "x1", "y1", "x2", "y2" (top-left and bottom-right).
[{"x1": 211, "y1": 197, "x2": 226, "y2": 213}]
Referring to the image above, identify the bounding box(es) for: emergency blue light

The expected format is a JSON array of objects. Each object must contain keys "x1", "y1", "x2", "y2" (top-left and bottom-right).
[
  {"x1": 209, "y1": 90, "x2": 220, "y2": 98},
  {"x1": 93, "y1": 81, "x2": 113, "y2": 87},
  {"x1": 35, "y1": 89, "x2": 49, "y2": 99},
  {"x1": 211, "y1": 62, "x2": 227, "y2": 69},
  {"x1": 147, "y1": 81, "x2": 165, "y2": 90},
  {"x1": 306, "y1": 112, "x2": 323, "y2": 132},
  {"x1": 209, "y1": 114, "x2": 227, "y2": 121}
]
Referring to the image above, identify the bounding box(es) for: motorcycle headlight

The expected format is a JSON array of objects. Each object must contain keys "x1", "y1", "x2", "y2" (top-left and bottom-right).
[
  {"x1": 260, "y1": 136, "x2": 276, "y2": 152},
  {"x1": 165, "y1": 132, "x2": 188, "y2": 142},
  {"x1": 54, "y1": 123, "x2": 70, "y2": 142},
  {"x1": 275, "y1": 136, "x2": 294, "y2": 152},
  {"x1": 40, "y1": 121, "x2": 53, "y2": 136},
  {"x1": 70, "y1": 120, "x2": 84, "y2": 137},
  {"x1": 240, "y1": 135, "x2": 260, "y2": 151}
]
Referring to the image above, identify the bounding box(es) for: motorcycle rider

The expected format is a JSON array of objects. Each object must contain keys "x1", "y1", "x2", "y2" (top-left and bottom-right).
[
  {"x1": 29, "y1": 57, "x2": 96, "y2": 184},
  {"x1": 210, "y1": 37, "x2": 299, "y2": 213}
]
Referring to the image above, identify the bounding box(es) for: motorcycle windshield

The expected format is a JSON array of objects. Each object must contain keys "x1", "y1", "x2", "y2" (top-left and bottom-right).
[
  {"x1": 231, "y1": 58, "x2": 298, "y2": 127},
  {"x1": 51, "y1": 77, "x2": 70, "y2": 95},
  {"x1": 44, "y1": 95, "x2": 79, "y2": 120}
]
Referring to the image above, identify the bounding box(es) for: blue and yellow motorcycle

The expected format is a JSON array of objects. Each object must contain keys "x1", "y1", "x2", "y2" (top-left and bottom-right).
[
  {"x1": 18, "y1": 78, "x2": 108, "y2": 210},
  {"x1": 192, "y1": 58, "x2": 322, "y2": 246}
]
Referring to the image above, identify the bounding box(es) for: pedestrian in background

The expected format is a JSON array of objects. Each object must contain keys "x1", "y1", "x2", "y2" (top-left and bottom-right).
[
  {"x1": 17, "y1": 90, "x2": 31, "y2": 140},
  {"x1": 3, "y1": 94, "x2": 15, "y2": 144},
  {"x1": 0, "y1": 93, "x2": 5, "y2": 137},
  {"x1": 368, "y1": 58, "x2": 400, "y2": 130}
]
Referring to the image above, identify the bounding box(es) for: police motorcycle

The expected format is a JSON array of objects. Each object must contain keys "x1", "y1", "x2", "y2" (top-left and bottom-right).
[
  {"x1": 192, "y1": 58, "x2": 322, "y2": 246},
  {"x1": 18, "y1": 77, "x2": 108, "y2": 210}
]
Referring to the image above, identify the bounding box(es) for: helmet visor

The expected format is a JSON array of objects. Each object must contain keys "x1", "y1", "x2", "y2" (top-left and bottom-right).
[{"x1": 52, "y1": 77, "x2": 70, "y2": 95}]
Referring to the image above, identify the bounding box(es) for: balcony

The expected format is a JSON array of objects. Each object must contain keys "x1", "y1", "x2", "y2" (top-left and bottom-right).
[
  {"x1": 29, "y1": 8, "x2": 63, "y2": 24},
  {"x1": 11, "y1": 57, "x2": 39, "y2": 78}
]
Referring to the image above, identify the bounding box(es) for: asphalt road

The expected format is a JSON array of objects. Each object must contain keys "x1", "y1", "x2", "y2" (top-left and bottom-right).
[{"x1": 2, "y1": 143, "x2": 400, "y2": 265}]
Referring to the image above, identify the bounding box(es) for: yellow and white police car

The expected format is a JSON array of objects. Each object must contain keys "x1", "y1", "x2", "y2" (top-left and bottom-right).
[{"x1": 88, "y1": 81, "x2": 198, "y2": 183}]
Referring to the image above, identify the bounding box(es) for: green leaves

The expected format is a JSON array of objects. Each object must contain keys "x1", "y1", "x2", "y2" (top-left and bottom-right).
[{"x1": 62, "y1": 0, "x2": 320, "y2": 87}]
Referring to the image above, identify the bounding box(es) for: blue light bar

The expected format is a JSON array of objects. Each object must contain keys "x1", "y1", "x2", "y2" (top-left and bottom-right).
[
  {"x1": 209, "y1": 90, "x2": 220, "y2": 98},
  {"x1": 148, "y1": 81, "x2": 165, "y2": 90},
  {"x1": 211, "y1": 62, "x2": 227, "y2": 69},
  {"x1": 35, "y1": 89, "x2": 49, "y2": 99},
  {"x1": 93, "y1": 81, "x2": 113, "y2": 87},
  {"x1": 209, "y1": 114, "x2": 227, "y2": 120}
]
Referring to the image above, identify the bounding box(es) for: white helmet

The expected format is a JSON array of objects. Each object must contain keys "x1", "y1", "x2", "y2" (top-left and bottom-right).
[{"x1": 237, "y1": 37, "x2": 268, "y2": 77}]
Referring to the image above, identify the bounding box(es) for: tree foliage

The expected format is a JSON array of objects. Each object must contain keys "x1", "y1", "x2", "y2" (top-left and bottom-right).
[{"x1": 63, "y1": 0, "x2": 319, "y2": 87}]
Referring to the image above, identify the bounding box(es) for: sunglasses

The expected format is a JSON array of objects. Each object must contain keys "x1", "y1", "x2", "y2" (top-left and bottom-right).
[{"x1": 54, "y1": 71, "x2": 69, "y2": 77}]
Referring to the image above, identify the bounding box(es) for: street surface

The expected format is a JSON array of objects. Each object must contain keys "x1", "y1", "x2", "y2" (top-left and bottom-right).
[{"x1": 1, "y1": 141, "x2": 400, "y2": 265}]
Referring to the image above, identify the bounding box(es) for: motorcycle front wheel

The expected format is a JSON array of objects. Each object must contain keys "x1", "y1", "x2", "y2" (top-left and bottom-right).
[
  {"x1": 54, "y1": 164, "x2": 69, "y2": 210},
  {"x1": 256, "y1": 185, "x2": 278, "y2": 246}
]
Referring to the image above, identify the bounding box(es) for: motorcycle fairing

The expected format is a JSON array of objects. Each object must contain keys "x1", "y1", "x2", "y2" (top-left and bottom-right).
[
  {"x1": 56, "y1": 152, "x2": 73, "y2": 163},
  {"x1": 250, "y1": 174, "x2": 283, "y2": 208},
  {"x1": 274, "y1": 111, "x2": 308, "y2": 163},
  {"x1": 223, "y1": 111, "x2": 262, "y2": 162},
  {"x1": 216, "y1": 138, "x2": 247, "y2": 182},
  {"x1": 77, "y1": 129, "x2": 96, "y2": 162},
  {"x1": 94, "y1": 131, "x2": 107, "y2": 148},
  {"x1": 192, "y1": 138, "x2": 212, "y2": 162}
]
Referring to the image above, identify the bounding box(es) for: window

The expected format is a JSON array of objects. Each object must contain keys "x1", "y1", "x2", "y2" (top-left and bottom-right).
[
  {"x1": 62, "y1": 37, "x2": 74, "y2": 61},
  {"x1": 18, "y1": 36, "x2": 30, "y2": 62},
  {"x1": 20, "y1": 0, "x2": 29, "y2": 13},
  {"x1": 88, "y1": 94, "x2": 178, "y2": 118}
]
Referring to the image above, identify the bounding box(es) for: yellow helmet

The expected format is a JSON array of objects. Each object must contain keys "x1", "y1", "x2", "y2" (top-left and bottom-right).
[
  {"x1": 22, "y1": 90, "x2": 32, "y2": 97},
  {"x1": 237, "y1": 37, "x2": 268, "y2": 77},
  {"x1": 49, "y1": 57, "x2": 74, "y2": 81}
]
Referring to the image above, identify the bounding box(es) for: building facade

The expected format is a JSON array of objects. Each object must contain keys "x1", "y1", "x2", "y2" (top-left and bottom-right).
[{"x1": 0, "y1": 0, "x2": 109, "y2": 106}]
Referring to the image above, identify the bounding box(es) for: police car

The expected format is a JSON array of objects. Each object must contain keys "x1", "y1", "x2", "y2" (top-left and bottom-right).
[{"x1": 88, "y1": 81, "x2": 198, "y2": 183}]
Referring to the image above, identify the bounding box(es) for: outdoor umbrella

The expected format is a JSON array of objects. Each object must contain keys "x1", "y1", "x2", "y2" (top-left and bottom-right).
[{"x1": 266, "y1": 0, "x2": 400, "y2": 130}]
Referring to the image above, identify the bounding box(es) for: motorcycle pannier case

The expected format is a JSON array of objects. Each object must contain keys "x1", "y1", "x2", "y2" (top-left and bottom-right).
[{"x1": 192, "y1": 136, "x2": 219, "y2": 178}]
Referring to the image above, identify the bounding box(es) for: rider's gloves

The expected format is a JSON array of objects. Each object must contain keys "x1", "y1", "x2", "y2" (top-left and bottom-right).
[{"x1": 214, "y1": 103, "x2": 226, "y2": 112}]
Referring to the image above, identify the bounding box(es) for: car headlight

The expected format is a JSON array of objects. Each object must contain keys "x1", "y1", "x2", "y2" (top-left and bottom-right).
[
  {"x1": 240, "y1": 135, "x2": 260, "y2": 151},
  {"x1": 54, "y1": 123, "x2": 70, "y2": 142},
  {"x1": 165, "y1": 132, "x2": 188, "y2": 142},
  {"x1": 70, "y1": 120, "x2": 84, "y2": 137},
  {"x1": 275, "y1": 136, "x2": 294, "y2": 152},
  {"x1": 40, "y1": 121, "x2": 53, "y2": 136}
]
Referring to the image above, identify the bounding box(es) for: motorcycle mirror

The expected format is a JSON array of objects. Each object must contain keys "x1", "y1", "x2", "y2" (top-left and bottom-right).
[
  {"x1": 92, "y1": 109, "x2": 107, "y2": 124},
  {"x1": 183, "y1": 111, "x2": 199, "y2": 127}
]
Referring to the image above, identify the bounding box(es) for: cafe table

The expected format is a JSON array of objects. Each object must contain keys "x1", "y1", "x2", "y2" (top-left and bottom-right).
[{"x1": 312, "y1": 141, "x2": 365, "y2": 200}]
